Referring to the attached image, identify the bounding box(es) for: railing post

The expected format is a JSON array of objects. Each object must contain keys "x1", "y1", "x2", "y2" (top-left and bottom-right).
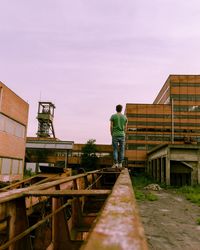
[
  {"x1": 9, "y1": 197, "x2": 32, "y2": 250},
  {"x1": 52, "y1": 197, "x2": 72, "y2": 250}
]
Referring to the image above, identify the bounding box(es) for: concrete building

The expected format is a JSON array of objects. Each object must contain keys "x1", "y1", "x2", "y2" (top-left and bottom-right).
[
  {"x1": 125, "y1": 75, "x2": 200, "y2": 184},
  {"x1": 0, "y1": 82, "x2": 29, "y2": 182},
  {"x1": 26, "y1": 138, "x2": 113, "y2": 171},
  {"x1": 147, "y1": 144, "x2": 200, "y2": 186}
]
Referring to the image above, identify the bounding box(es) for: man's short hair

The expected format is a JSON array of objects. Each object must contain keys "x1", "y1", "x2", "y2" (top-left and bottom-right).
[{"x1": 116, "y1": 104, "x2": 123, "y2": 112}]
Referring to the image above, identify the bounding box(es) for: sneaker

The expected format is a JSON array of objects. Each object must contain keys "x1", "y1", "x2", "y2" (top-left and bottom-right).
[
  {"x1": 118, "y1": 163, "x2": 123, "y2": 168},
  {"x1": 112, "y1": 163, "x2": 118, "y2": 168}
]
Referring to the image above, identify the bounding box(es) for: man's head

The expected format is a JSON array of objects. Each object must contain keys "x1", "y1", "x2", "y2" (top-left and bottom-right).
[{"x1": 116, "y1": 104, "x2": 123, "y2": 112}]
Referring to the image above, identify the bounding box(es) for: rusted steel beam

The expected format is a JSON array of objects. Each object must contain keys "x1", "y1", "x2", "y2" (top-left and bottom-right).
[
  {"x1": 81, "y1": 168, "x2": 148, "y2": 250},
  {"x1": 24, "y1": 189, "x2": 111, "y2": 197},
  {"x1": 87, "y1": 174, "x2": 102, "y2": 190},
  {"x1": 0, "y1": 201, "x2": 71, "y2": 250},
  {"x1": 0, "y1": 170, "x2": 100, "y2": 204},
  {"x1": 0, "y1": 168, "x2": 147, "y2": 250},
  {"x1": 52, "y1": 197, "x2": 73, "y2": 250},
  {"x1": 0, "y1": 174, "x2": 64, "y2": 192},
  {"x1": 0, "y1": 197, "x2": 32, "y2": 250}
]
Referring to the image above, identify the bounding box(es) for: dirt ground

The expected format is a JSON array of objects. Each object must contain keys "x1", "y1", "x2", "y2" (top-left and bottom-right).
[{"x1": 137, "y1": 189, "x2": 200, "y2": 250}]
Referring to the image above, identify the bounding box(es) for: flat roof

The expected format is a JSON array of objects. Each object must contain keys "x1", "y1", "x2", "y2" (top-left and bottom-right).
[{"x1": 26, "y1": 141, "x2": 74, "y2": 150}]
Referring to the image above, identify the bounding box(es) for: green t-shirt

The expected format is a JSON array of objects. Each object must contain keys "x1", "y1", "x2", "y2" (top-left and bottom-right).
[{"x1": 110, "y1": 113, "x2": 127, "y2": 137}]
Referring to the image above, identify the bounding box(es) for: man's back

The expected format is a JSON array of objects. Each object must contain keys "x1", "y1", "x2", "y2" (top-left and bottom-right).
[{"x1": 110, "y1": 113, "x2": 127, "y2": 137}]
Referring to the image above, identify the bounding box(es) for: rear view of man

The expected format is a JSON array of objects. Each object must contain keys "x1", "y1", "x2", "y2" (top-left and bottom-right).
[{"x1": 110, "y1": 104, "x2": 128, "y2": 168}]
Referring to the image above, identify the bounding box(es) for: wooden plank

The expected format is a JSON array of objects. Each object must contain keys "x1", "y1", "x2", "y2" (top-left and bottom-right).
[{"x1": 24, "y1": 189, "x2": 111, "y2": 197}]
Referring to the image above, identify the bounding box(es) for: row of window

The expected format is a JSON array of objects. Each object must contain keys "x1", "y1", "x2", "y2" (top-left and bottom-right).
[
  {"x1": 127, "y1": 113, "x2": 200, "y2": 119},
  {"x1": 126, "y1": 144, "x2": 158, "y2": 150},
  {"x1": 171, "y1": 94, "x2": 200, "y2": 101},
  {"x1": 127, "y1": 135, "x2": 171, "y2": 141},
  {"x1": 128, "y1": 121, "x2": 200, "y2": 127},
  {"x1": 171, "y1": 82, "x2": 200, "y2": 87},
  {"x1": 56, "y1": 152, "x2": 111, "y2": 157},
  {"x1": 0, "y1": 157, "x2": 23, "y2": 175},
  {"x1": 126, "y1": 140, "x2": 199, "y2": 150},
  {"x1": 127, "y1": 135, "x2": 199, "y2": 142},
  {"x1": 128, "y1": 127, "x2": 200, "y2": 133},
  {"x1": 174, "y1": 105, "x2": 200, "y2": 112},
  {"x1": 0, "y1": 113, "x2": 25, "y2": 138}
]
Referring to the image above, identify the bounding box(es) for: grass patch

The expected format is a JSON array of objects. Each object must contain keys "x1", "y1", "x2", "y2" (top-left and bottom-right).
[
  {"x1": 146, "y1": 192, "x2": 158, "y2": 201},
  {"x1": 176, "y1": 185, "x2": 200, "y2": 206},
  {"x1": 24, "y1": 168, "x2": 36, "y2": 178},
  {"x1": 132, "y1": 174, "x2": 158, "y2": 201},
  {"x1": 131, "y1": 174, "x2": 154, "y2": 189},
  {"x1": 196, "y1": 218, "x2": 200, "y2": 225},
  {"x1": 134, "y1": 190, "x2": 146, "y2": 200}
]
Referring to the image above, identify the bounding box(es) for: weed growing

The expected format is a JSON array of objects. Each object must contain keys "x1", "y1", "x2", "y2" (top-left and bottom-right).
[
  {"x1": 196, "y1": 218, "x2": 200, "y2": 225},
  {"x1": 175, "y1": 185, "x2": 200, "y2": 206},
  {"x1": 132, "y1": 174, "x2": 158, "y2": 202}
]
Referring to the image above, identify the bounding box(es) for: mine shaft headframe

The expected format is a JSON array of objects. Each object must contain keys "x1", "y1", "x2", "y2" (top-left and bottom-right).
[{"x1": 36, "y1": 101, "x2": 56, "y2": 138}]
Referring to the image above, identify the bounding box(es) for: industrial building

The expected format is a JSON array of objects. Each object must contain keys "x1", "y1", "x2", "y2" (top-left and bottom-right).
[
  {"x1": 0, "y1": 82, "x2": 29, "y2": 182},
  {"x1": 125, "y1": 75, "x2": 200, "y2": 184}
]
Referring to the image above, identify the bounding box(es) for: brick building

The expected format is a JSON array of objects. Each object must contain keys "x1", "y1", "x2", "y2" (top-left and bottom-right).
[
  {"x1": 0, "y1": 82, "x2": 29, "y2": 181},
  {"x1": 125, "y1": 75, "x2": 200, "y2": 171},
  {"x1": 125, "y1": 75, "x2": 200, "y2": 184}
]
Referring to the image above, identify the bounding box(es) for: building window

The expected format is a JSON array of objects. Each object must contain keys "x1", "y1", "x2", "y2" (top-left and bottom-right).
[
  {"x1": 127, "y1": 144, "x2": 146, "y2": 150},
  {"x1": 174, "y1": 105, "x2": 200, "y2": 112},
  {"x1": 127, "y1": 135, "x2": 146, "y2": 140},
  {"x1": 171, "y1": 94, "x2": 200, "y2": 101},
  {"x1": 0, "y1": 113, "x2": 25, "y2": 138},
  {"x1": 171, "y1": 82, "x2": 200, "y2": 87},
  {"x1": 128, "y1": 121, "x2": 172, "y2": 126},
  {"x1": 1, "y1": 158, "x2": 11, "y2": 174},
  {"x1": 0, "y1": 157, "x2": 23, "y2": 176},
  {"x1": 12, "y1": 159, "x2": 19, "y2": 174}
]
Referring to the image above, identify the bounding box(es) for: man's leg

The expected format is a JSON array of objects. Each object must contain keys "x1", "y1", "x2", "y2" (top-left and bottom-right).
[
  {"x1": 118, "y1": 137, "x2": 125, "y2": 167},
  {"x1": 112, "y1": 137, "x2": 118, "y2": 166}
]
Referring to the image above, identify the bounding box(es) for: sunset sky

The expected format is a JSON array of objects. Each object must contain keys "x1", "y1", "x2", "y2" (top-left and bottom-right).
[{"x1": 1, "y1": 0, "x2": 200, "y2": 144}]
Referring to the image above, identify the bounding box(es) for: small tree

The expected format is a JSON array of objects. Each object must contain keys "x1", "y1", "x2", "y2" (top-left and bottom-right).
[{"x1": 81, "y1": 139, "x2": 98, "y2": 171}]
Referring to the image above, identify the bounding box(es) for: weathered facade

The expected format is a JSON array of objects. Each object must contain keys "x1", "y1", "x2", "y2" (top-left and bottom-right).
[
  {"x1": 0, "y1": 82, "x2": 29, "y2": 181},
  {"x1": 147, "y1": 144, "x2": 200, "y2": 185},
  {"x1": 125, "y1": 75, "x2": 200, "y2": 173},
  {"x1": 26, "y1": 138, "x2": 113, "y2": 170}
]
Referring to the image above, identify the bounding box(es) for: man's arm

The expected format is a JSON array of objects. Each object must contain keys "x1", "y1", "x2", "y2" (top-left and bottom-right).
[
  {"x1": 110, "y1": 121, "x2": 113, "y2": 135},
  {"x1": 124, "y1": 118, "x2": 128, "y2": 133}
]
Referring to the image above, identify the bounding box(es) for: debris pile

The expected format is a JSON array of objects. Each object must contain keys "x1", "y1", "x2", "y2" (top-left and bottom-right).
[{"x1": 144, "y1": 184, "x2": 162, "y2": 191}]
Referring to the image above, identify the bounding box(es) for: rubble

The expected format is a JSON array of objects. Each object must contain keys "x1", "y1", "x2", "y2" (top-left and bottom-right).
[{"x1": 144, "y1": 183, "x2": 162, "y2": 191}]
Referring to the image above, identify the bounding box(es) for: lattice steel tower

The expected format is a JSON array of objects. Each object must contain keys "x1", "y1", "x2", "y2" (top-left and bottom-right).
[{"x1": 36, "y1": 102, "x2": 56, "y2": 138}]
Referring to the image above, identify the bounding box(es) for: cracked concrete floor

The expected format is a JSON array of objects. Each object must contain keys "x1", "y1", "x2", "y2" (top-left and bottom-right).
[{"x1": 137, "y1": 190, "x2": 200, "y2": 250}]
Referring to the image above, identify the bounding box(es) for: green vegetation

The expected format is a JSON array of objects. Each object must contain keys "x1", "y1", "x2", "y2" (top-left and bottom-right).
[
  {"x1": 146, "y1": 192, "x2": 158, "y2": 201},
  {"x1": 196, "y1": 218, "x2": 200, "y2": 225},
  {"x1": 134, "y1": 190, "x2": 146, "y2": 200},
  {"x1": 81, "y1": 139, "x2": 98, "y2": 171},
  {"x1": 132, "y1": 174, "x2": 154, "y2": 189},
  {"x1": 176, "y1": 185, "x2": 200, "y2": 206},
  {"x1": 24, "y1": 168, "x2": 35, "y2": 178},
  {"x1": 132, "y1": 174, "x2": 158, "y2": 201}
]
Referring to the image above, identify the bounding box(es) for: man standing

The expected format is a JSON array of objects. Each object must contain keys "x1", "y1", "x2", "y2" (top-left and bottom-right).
[{"x1": 110, "y1": 104, "x2": 128, "y2": 168}]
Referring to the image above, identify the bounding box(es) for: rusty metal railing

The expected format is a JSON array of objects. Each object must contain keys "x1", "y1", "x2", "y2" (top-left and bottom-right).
[
  {"x1": 0, "y1": 168, "x2": 148, "y2": 250},
  {"x1": 81, "y1": 169, "x2": 148, "y2": 250}
]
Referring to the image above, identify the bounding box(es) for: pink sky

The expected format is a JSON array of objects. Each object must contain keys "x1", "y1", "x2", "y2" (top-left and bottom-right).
[{"x1": 1, "y1": 0, "x2": 200, "y2": 144}]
